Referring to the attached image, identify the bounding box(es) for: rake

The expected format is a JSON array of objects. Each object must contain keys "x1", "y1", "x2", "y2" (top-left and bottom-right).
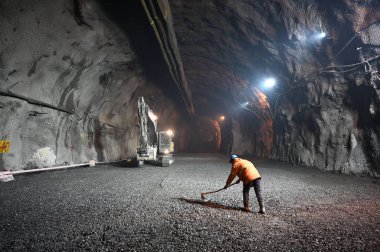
[{"x1": 200, "y1": 180, "x2": 239, "y2": 200}]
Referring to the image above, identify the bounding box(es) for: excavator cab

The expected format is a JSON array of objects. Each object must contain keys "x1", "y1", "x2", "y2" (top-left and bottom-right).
[{"x1": 157, "y1": 130, "x2": 175, "y2": 166}]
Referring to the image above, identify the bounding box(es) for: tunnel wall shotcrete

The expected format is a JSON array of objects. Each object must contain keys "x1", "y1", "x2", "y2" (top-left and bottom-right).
[{"x1": 0, "y1": 0, "x2": 181, "y2": 170}]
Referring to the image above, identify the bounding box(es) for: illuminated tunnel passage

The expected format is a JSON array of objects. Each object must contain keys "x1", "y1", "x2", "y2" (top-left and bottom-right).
[
  {"x1": 179, "y1": 116, "x2": 223, "y2": 153},
  {"x1": 1, "y1": 0, "x2": 378, "y2": 174},
  {"x1": 0, "y1": 154, "x2": 379, "y2": 251}
]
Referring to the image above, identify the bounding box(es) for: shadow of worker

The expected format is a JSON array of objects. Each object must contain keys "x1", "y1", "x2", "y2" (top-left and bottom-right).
[{"x1": 178, "y1": 198, "x2": 242, "y2": 211}]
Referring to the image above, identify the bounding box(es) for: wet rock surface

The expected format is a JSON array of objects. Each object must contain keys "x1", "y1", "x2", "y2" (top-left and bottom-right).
[{"x1": 1, "y1": 153, "x2": 379, "y2": 251}]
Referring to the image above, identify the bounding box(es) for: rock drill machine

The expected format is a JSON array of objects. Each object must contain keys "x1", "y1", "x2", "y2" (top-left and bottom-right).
[{"x1": 136, "y1": 97, "x2": 174, "y2": 167}]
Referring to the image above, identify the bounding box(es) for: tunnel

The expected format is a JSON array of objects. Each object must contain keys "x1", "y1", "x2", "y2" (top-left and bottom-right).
[{"x1": 0, "y1": 0, "x2": 379, "y2": 251}]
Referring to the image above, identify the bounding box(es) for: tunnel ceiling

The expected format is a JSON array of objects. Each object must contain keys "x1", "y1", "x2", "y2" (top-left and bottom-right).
[
  {"x1": 18, "y1": 0, "x2": 375, "y2": 122},
  {"x1": 169, "y1": 0, "x2": 313, "y2": 116}
]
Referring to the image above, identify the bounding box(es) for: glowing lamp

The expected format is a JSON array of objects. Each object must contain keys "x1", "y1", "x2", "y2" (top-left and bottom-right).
[
  {"x1": 311, "y1": 31, "x2": 327, "y2": 41},
  {"x1": 316, "y1": 32, "x2": 326, "y2": 39},
  {"x1": 263, "y1": 78, "x2": 276, "y2": 88},
  {"x1": 166, "y1": 129, "x2": 174, "y2": 137}
]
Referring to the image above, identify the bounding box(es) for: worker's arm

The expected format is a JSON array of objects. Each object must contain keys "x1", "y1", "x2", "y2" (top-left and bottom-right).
[{"x1": 224, "y1": 173, "x2": 236, "y2": 189}]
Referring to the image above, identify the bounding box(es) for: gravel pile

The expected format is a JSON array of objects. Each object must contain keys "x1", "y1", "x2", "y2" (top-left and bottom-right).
[{"x1": 1, "y1": 153, "x2": 379, "y2": 251}]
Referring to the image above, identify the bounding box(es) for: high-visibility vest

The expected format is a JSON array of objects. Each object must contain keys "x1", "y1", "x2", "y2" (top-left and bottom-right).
[{"x1": 230, "y1": 158, "x2": 261, "y2": 185}]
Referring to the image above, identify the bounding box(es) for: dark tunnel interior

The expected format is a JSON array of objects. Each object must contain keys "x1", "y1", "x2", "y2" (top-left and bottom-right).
[
  {"x1": 1, "y1": 1, "x2": 380, "y2": 251},
  {"x1": 0, "y1": 0, "x2": 379, "y2": 172},
  {"x1": 97, "y1": 0, "x2": 233, "y2": 154}
]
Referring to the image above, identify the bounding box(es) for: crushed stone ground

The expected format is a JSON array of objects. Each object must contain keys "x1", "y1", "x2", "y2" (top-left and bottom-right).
[{"x1": 1, "y1": 153, "x2": 379, "y2": 251}]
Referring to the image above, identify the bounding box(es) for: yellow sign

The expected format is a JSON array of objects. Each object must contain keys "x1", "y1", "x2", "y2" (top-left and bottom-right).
[{"x1": 0, "y1": 141, "x2": 10, "y2": 153}]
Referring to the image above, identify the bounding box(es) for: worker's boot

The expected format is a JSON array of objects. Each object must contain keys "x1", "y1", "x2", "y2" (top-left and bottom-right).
[
  {"x1": 243, "y1": 193, "x2": 251, "y2": 212},
  {"x1": 257, "y1": 194, "x2": 266, "y2": 214}
]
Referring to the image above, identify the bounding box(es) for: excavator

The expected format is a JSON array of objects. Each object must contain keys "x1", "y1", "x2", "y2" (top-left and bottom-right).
[{"x1": 136, "y1": 96, "x2": 175, "y2": 167}]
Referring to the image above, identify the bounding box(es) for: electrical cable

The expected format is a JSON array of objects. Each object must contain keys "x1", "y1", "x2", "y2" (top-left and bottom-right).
[
  {"x1": 0, "y1": 89, "x2": 73, "y2": 114},
  {"x1": 140, "y1": 0, "x2": 195, "y2": 115}
]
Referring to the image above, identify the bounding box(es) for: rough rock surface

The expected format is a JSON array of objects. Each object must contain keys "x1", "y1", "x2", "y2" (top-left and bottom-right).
[
  {"x1": 0, "y1": 154, "x2": 379, "y2": 251},
  {"x1": 169, "y1": 0, "x2": 380, "y2": 175},
  {"x1": 28, "y1": 147, "x2": 56, "y2": 168},
  {"x1": 269, "y1": 1, "x2": 380, "y2": 176},
  {"x1": 0, "y1": 0, "x2": 182, "y2": 170}
]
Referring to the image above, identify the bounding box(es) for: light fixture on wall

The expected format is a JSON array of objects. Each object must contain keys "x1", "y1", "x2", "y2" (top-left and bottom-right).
[
  {"x1": 262, "y1": 78, "x2": 276, "y2": 89},
  {"x1": 310, "y1": 31, "x2": 327, "y2": 41},
  {"x1": 166, "y1": 129, "x2": 174, "y2": 137},
  {"x1": 318, "y1": 31, "x2": 326, "y2": 38}
]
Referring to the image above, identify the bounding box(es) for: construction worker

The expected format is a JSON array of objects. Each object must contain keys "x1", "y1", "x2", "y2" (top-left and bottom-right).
[{"x1": 224, "y1": 154, "x2": 265, "y2": 214}]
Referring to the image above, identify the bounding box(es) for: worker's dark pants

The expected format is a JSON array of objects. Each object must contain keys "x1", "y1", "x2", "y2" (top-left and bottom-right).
[{"x1": 243, "y1": 178, "x2": 264, "y2": 210}]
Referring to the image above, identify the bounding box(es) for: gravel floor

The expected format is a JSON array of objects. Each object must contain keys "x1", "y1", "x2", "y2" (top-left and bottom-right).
[{"x1": 1, "y1": 153, "x2": 379, "y2": 251}]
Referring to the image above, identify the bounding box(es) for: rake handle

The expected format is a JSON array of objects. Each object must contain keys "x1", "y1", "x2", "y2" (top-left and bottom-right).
[{"x1": 201, "y1": 181, "x2": 238, "y2": 197}]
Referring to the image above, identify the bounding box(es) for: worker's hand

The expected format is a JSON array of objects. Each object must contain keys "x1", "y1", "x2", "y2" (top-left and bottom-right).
[
  {"x1": 235, "y1": 179, "x2": 240, "y2": 184},
  {"x1": 223, "y1": 184, "x2": 228, "y2": 189}
]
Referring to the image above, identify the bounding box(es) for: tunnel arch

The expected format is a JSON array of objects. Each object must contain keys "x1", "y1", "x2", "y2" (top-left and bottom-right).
[{"x1": 175, "y1": 116, "x2": 224, "y2": 153}]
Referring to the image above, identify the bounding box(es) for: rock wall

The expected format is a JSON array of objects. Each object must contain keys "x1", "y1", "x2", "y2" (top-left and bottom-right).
[
  {"x1": 0, "y1": 0, "x2": 181, "y2": 170},
  {"x1": 271, "y1": 1, "x2": 380, "y2": 176},
  {"x1": 169, "y1": 0, "x2": 379, "y2": 175},
  {"x1": 231, "y1": 118, "x2": 254, "y2": 155}
]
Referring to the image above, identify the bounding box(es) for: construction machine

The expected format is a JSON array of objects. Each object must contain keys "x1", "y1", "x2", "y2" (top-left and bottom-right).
[{"x1": 136, "y1": 97, "x2": 175, "y2": 167}]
